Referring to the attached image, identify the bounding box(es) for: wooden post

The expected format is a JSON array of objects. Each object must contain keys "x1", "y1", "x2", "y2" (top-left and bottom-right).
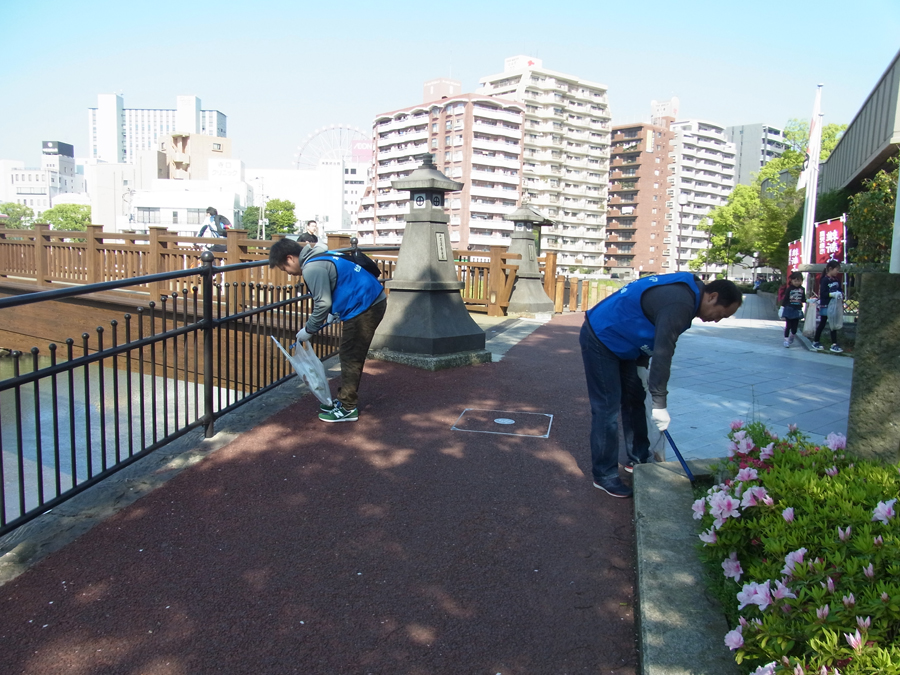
[
  {"x1": 327, "y1": 234, "x2": 351, "y2": 250},
  {"x1": 85, "y1": 224, "x2": 104, "y2": 284},
  {"x1": 543, "y1": 251, "x2": 557, "y2": 299},
  {"x1": 486, "y1": 245, "x2": 506, "y2": 317},
  {"x1": 225, "y1": 228, "x2": 244, "y2": 266},
  {"x1": 147, "y1": 226, "x2": 167, "y2": 301},
  {"x1": 581, "y1": 280, "x2": 591, "y2": 311},
  {"x1": 569, "y1": 278, "x2": 579, "y2": 312},
  {"x1": 33, "y1": 223, "x2": 50, "y2": 287},
  {"x1": 554, "y1": 275, "x2": 565, "y2": 313}
]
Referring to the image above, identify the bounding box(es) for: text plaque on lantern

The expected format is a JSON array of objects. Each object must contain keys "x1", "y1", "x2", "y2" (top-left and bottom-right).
[{"x1": 435, "y1": 232, "x2": 448, "y2": 261}]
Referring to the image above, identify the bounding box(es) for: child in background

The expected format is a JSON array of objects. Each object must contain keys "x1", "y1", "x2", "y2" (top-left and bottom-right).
[
  {"x1": 813, "y1": 260, "x2": 844, "y2": 353},
  {"x1": 779, "y1": 271, "x2": 806, "y2": 348}
]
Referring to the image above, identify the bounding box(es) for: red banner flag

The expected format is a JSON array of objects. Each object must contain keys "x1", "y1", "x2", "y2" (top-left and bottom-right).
[
  {"x1": 814, "y1": 218, "x2": 845, "y2": 264},
  {"x1": 788, "y1": 240, "x2": 802, "y2": 272}
]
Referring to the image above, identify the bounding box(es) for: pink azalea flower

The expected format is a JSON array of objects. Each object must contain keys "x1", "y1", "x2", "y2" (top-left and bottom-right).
[
  {"x1": 735, "y1": 467, "x2": 759, "y2": 482},
  {"x1": 733, "y1": 429, "x2": 747, "y2": 442},
  {"x1": 699, "y1": 527, "x2": 717, "y2": 545},
  {"x1": 872, "y1": 499, "x2": 897, "y2": 525},
  {"x1": 709, "y1": 491, "x2": 741, "y2": 527},
  {"x1": 825, "y1": 466, "x2": 839, "y2": 477},
  {"x1": 788, "y1": 423, "x2": 798, "y2": 433},
  {"x1": 730, "y1": 420, "x2": 744, "y2": 430},
  {"x1": 864, "y1": 563, "x2": 874, "y2": 578},
  {"x1": 882, "y1": 592, "x2": 890, "y2": 603},
  {"x1": 826, "y1": 432, "x2": 847, "y2": 451},
  {"x1": 737, "y1": 580, "x2": 773, "y2": 611},
  {"x1": 782, "y1": 548, "x2": 807, "y2": 576},
  {"x1": 768, "y1": 432, "x2": 779, "y2": 441},
  {"x1": 751, "y1": 662, "x2": 776, "y2": 675},
  {"x1": 741, "y1": 485, "x2": 771, "y2": 508},
  {"x1": 724, "y1": 626, "x2": 744, "y2": 650},
  {"x1": 816, "y1": 604, "x2": 829, "y2": 620},
  {"x1": 824, "y1": 577, "x2": 835, "y2": 593},
  {"x1": 722, "y1": 552, "x2": 743, "y2": 581},
  {"x1": 842, "y1": 593, "x2": 856, "y2": 608},
  {"x1": 773, "y1": 580, "x2": 796, "y2": 600},
  {"x1": 759, "y1": 442, "x2": 774, "y2": 461},
  {"x1": 692, "y1": 498, "x2": 706, "y2": 519},
  {"x1": 782, "y1": 507, "x2": 795, "y2": 522},
  {"x1": 874, "y1": 535, "x2": 884, "y2": 546},
  {"x1": 837, "y1": 526, "x2": 851, "y2": 542},
  {"x1": 844, "y1": 628, "x2": 863, "y2": 652},
  {"x1": 857, "y1": 616, "x2": 871, "y2": 631}
]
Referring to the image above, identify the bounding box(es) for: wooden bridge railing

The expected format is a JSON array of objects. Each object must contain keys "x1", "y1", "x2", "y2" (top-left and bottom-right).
[{"x1": 0, "y1": 226, "x2": 563, "y2": 316}]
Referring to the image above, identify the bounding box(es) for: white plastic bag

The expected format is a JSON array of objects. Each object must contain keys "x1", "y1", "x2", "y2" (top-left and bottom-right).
[
  {"x1": 271, "y1": 336, "x2": 332, "y2": 407},
  {"x1": 827, "y1": 296, "x2": 844, "y2": 330}
]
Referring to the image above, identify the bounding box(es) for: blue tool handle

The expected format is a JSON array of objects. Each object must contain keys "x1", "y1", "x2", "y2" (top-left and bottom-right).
[{"x1": 663, "y1": 430, "x2": 695, "y2": 482}]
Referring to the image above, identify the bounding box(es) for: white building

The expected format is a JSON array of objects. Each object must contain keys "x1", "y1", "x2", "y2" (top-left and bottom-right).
[
  {"x1": 0, "y1": 142, "x2": 85, "y2": 216},
  {"x1": 357, "y1": 84, "x2": 524, "y2": 249},
  {"x1": 477, "y1": 56, "x2": 612, "y2": 275},
  {"x1": 725, "y1": 124, "x2": 788, "y2": 186},
  {"x1": 89, "y1": 94, "x2": 226, "y2": 164},
  {"x1": 667, "y1": 120, "x2": 736, "y2": 274}
]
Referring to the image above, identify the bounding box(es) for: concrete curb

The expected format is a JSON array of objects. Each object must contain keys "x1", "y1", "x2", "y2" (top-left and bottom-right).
[{"x1": 634, "y1": 460, "x2": 739, "y2": 675}]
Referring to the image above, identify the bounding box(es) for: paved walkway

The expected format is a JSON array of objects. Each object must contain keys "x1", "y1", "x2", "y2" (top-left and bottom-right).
[{"x1": 0, "y1": 293, "x2": 855, "y2": 675}]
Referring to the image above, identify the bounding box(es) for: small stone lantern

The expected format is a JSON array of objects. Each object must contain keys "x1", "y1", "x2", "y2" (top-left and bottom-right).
[{"x1": 503, "y1": 204, "x2": 554, "y2": 316}]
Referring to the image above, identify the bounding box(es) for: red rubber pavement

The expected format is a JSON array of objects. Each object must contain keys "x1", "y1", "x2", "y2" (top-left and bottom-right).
[{"x1": 0, "y1": 313, "x2": 638, "y2": 674}]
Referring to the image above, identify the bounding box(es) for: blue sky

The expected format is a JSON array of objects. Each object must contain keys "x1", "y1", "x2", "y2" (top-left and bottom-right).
[{"x1": 1, "y1": 0, "x2": 898, "y2": 169}]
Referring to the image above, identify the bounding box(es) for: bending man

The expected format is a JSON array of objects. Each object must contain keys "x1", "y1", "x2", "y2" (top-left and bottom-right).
[
  {"x1": 269, "y1": 238, "x2": 387, "y2": 423},
  {"x1": 581, "y1": 273, "x2": 742, "y2": 498}
]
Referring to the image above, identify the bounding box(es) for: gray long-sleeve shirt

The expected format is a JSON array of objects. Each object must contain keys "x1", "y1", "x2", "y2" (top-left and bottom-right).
[{"x1": 639, "y1": 280, "x2": 704, "y2": 409}]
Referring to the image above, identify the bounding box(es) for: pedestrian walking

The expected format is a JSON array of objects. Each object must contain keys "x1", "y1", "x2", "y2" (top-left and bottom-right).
[
  {"x1": 779, "y1": 271, "x2": 806, "y2": 348},
  {"x1": 580, "y1": 273, "x2": 742, "y2": 498},
  {"x1": 198, "y1": 207, "x2": 230, "y2": 253},
  {"x1": 812, "y1": 260, "x2": 844, "y2": 353},
  {"x1": 269, "y1": 238, "x2": 387, "y2": 423}
]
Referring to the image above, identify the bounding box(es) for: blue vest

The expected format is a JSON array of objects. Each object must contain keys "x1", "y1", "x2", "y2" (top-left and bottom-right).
[
  {"x1": 304, "y1": 252, "x2": 384, "y2": 322},
  {"x1": 586, "y1": 273, "x2": 701, "y2": 360}
]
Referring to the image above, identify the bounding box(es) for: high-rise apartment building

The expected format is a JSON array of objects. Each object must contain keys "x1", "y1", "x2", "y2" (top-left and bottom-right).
[
  {"x1": 357, "y1": 87, "x2": 524, "y2": 249},
  {"x1": 606, "y1": 119, "x2": 676, "y2": 278},
  {"x1": 669, "y1": 120, "x2": 736, "y2": 275},
  {"x1": 89, "y1": 94, "x2": 226, "y2": 164},
  {"x1": 725, "y1": 124, "x2": 787, "y2": 185},
  {"x1": 477, "y1": 56, "x2": 612, "y2": 275}
]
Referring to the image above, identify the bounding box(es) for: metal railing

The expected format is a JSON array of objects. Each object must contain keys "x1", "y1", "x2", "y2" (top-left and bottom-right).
[{"x1": 0, "y1": 252, "x2": 339, "y2": 537}]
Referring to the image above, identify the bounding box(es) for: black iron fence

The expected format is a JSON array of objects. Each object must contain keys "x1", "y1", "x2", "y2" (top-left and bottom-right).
[{"x1": 0, "y1": 252, "x2": 340, "y2": 537}]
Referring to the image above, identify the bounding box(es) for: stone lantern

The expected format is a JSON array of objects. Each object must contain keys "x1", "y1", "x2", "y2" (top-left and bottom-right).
[
  {"x1": 369, "y1": 154, "x2": 490, "y2": 370},
  {"x1": 503, "y1": 204, "x2": 554, "y2": 316}
]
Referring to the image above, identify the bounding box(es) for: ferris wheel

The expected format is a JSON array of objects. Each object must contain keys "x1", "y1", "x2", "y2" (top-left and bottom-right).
[{"x1": 294, "y1": 124, "x2": 371, "y2": 169}]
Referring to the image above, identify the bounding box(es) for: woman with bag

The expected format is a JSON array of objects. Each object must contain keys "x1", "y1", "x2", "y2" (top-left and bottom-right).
[{"x1": 812, "y1": 260, "x2": 844, "y2": 353}]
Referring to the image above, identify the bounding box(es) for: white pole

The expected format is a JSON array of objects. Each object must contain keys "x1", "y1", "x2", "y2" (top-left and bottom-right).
[{"x1": 891, "y1": 167, "x2": 900, "y2": 274}]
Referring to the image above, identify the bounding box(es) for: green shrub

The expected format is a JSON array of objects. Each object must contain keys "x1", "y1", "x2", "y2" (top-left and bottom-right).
[
  {"x1": 694, "y1": 421, "x2": 900, "y2": 674},
  {"x1": 759, "y1": 280, "x2": 782, "y2": 294}
]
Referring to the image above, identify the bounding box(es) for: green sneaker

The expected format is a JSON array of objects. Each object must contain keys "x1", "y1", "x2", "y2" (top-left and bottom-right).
[
  {"x1": 319, "y1": 399, "x2": 338, "y2": 413},
  {"x1": 318, "y1": 403, "x2": 358, "y2": 423}
]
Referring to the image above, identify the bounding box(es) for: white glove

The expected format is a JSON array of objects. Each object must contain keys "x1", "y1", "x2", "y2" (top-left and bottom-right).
[
  {"x1": 325, "y1": 313, "x2": 337, "y2": 325},
  {"x1": 831, "y1": 291, "x2": 843, "y2": 300},
  {"x1": 295, "y1": 328, "x2": 313, "y2": 343},
  {"x1": 778, "y1": 307, "x2": 784, "y2": 319},
  {"x1": 636, "y1": 366, "x2": 650, "y2": 393},
  {"x1": 651, "y1": 408, "x2": 670, "y2": 432}
]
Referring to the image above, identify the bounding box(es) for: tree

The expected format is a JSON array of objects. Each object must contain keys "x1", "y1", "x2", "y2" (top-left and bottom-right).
[
  {"x1": 40, "y1": 204, "x2": 92, "y2": 232},
  {"x1": 846, "y1": 159, "x2": 897, "y2": 269},
  {"x1": 245, "y1": 200, "x2": 297, "y2": 239},
  {"x1": 0, "y1": 202, "x2": 35, "y2": 229}
]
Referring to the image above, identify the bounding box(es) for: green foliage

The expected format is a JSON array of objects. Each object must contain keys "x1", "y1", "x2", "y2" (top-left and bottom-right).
[
  {"x1": 39, "y1": 204, "x2": 92, "y2": 232},
  {"x1": 0, "y1": 202, "x2": 35, "y2": 229},
  {"x1": 695, "y1": 421, "x2": 900, "y2": 674},
  {"x1": 245, "y1": 200, "x2": 297, "y2": 239},
  {"x1": 846, "y1": 160, "x2": 897, "y2": 269}
]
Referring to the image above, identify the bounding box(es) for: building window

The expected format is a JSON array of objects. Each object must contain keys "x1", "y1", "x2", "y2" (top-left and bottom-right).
[
  {"x1": 137, "y1": 207, "x2": 161, "y2": 224},
  {"x1": 213, "y1": 143, "x2": 222, "y2": 151},
  {"x1": 187, "y1": 208, "x2": 204, "y2": 224},
  {"x1": 172, "y1": 211, "x2": 179, "y2": 224}
]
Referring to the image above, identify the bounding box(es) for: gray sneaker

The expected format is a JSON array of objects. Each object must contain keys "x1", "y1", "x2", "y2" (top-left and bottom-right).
[
  {"x1": 830, "y1": 344, "x2": 844, "y2": 353},
  {"x1": 593, "y1": 477, "x2": 633, "y2": 498},
  {"x1": 812, "y1": 342, "x2": 824, "y2": 351}
]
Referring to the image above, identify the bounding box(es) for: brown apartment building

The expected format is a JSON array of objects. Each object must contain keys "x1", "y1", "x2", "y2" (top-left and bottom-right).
[{"x1": 606, "y1": 118, "x2": 675, "y2": 278}]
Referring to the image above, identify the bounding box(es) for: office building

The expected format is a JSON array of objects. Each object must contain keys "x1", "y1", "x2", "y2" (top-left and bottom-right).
[
  {"x1": 89, "y1": 94, "x2": 226, "y2": 164},
  {"x1": 0, "y1": 142, "x2": 85, "y2": 216},
  {"x1": 477, "y1": 56, "x2": 612, "y2": 275},
  {"x1": 357, "y1": 86, "x2": 524, "y2": 249},
  {"x1": 725, "y1": 124, "x2": 788, "y2": 185},
  {"x1": 606, "y1": 119, "x2": 676, "y2": 278}
]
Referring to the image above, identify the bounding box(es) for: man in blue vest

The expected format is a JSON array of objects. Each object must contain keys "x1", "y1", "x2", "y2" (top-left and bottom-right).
[
  {"x1": 581, "y1": 273, "x2": 742, "y2": 498},
  {"x1": 269, "y1": 238, "x2": 386, "y2": 423}
]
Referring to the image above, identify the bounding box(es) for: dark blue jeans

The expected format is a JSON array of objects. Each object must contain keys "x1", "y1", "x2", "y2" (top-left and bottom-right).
[{"x1": 580, "y1": 322, "x2": 650, "y2": 482}]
